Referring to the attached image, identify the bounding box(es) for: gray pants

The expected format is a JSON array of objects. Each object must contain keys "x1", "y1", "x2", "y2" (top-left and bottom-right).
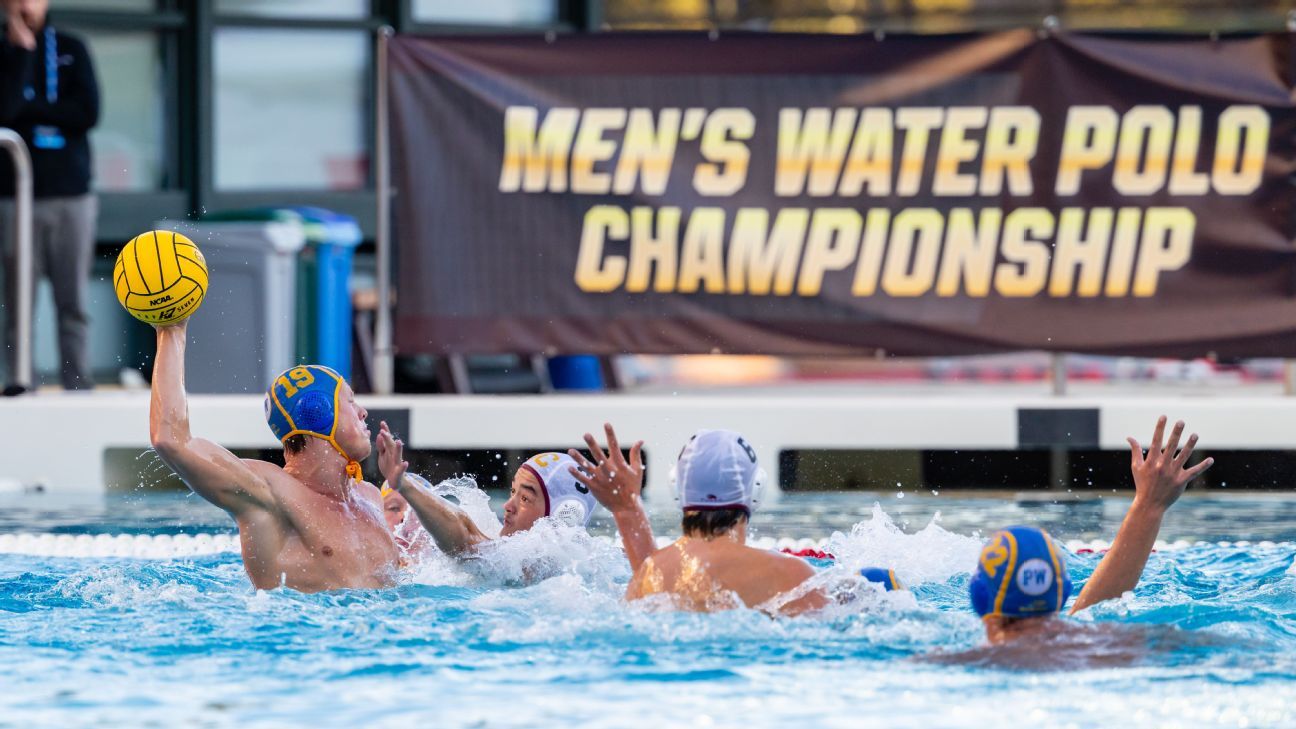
[{"x1": 1, "y1": 194, "x2": 98, "y2": 390}]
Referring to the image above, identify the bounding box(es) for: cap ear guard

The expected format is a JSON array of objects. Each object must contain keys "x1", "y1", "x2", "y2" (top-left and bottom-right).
[
  {"x1": 550, "y1": 499, "x2": 589, "y2": 528},
  {"x1": 292, "y1": 390, "x2": 336, "y2": 434}
]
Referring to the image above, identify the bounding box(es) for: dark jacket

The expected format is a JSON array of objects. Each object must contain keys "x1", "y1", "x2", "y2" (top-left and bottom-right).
[{"x1": 0, "y1": 24, "x2": 99, "y2": 197}]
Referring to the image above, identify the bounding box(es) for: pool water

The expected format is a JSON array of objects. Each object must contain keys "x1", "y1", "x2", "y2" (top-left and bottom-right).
[{"x1": 2, "y1": 491, "x2": 1295, "y2": 728}]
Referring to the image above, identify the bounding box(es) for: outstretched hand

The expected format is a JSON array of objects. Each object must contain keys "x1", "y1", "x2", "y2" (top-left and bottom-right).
[
  {"x1": 1126, "y1": 415, "x2": 1213, "y2": 514},
  {"x1": 1070, "y1": 416, "x2": 1213, "y2": 614},
  {"x1": 568, "y1": 422, "x2": 644, "y2": 514},
  {"x1": 376, "y1": 421, "x2": 409, "y2": 491}
]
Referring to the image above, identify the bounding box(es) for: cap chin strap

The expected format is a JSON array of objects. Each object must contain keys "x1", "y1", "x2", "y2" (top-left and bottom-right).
[{"x1": 344, "y1": 459, "x2": 363, "y2": 482}]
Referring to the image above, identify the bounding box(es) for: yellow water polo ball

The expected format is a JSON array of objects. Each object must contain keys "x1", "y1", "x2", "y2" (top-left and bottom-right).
[{"x1": 113, "y1": 230, "x2": 208, "y2": 325}]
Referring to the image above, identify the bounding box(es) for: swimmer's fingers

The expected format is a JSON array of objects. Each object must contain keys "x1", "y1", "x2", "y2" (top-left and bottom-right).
[
  {"x1": 391, "y1": 459, "x2": 409, "y2": 487},
  {"x1": 1149, "y1": 415, "x2": 1168, "y2": 457},
  {"x1": 1172, "y1": 433, "x2": 1198, "y2": 469},
  {"x1": 1162, "y1": 420, "x2": 1185, "y2": 463},
  {"x1": 629, "y1": 440, "x2": 644, "y2": 472},
  {"x1": 567, "y1": 448, "x2": 597, "y2": 474},
  {"x1": 567, "y1": 464, "x2": 597, "y2": 491},
  {"x1": 377, "y1": 423, "x2": 395, "y2": 448},
  {"x1": 604, "y1": 423, "x2": 623, "y2": 464},
  {"x1": 1127, "y1": 437, "x2": 1144, "y2": 468},
  {"x1": 583, "y1": 431, "x2": 609, "y2": 465},
  {"x1": 1184, "y1": 456, "x2": 1215, "y2": 481}
]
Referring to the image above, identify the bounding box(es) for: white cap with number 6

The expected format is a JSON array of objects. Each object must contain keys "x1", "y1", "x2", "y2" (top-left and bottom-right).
[{"x1": 670, "y1": 429, "x2": 766, "y2": 515}]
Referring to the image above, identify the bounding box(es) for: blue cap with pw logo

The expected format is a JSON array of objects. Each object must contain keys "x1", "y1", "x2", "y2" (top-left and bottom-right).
[{"x1": 969, "y1": 526, "x2": 1073, "y2": 618}]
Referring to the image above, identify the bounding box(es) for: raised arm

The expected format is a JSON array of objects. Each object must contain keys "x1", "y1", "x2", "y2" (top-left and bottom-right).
[
  {"x1": 568, "y1": 423, "x2": 657, "y2": 572},
  {"x1": 149, "y1": 322, "x2": 273, "y2": 514},
  {"x1": 1070, "y1": 416, "x2": 1213, "y2": 614},
  {"x1": 377, "y1": 422, "x2": 489, "y2": 557}
]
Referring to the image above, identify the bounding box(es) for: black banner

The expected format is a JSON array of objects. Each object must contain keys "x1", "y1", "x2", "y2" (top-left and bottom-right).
[{"x1": 389, "y1": 32, "x2": 1296, "y2": 357}]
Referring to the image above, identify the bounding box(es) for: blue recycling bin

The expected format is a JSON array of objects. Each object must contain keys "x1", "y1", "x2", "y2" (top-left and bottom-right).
[
  {"x1": 549, "y1": 355, "x2": 605, "y2": 390},
  {"x1": 202, "y1": 206, "x2": 361, "y2": 380},
  {"x1": 292, "y1": 207, "x2": 362, "y2": 381}
]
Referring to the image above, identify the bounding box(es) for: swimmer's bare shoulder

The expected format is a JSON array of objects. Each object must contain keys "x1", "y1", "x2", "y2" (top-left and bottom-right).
[
  {"x1": 626, "y1": 551, "x2": 668, "y2": 600},
  {"x1": 627, "y1": 544, "x2": 824, "y2": 616},
  {"x1": 736, "y1": 547, "x2": 825, "y2": 616}
]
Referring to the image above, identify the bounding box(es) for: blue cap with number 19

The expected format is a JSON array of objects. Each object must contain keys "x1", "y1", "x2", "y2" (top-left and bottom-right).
[{"x1": 264, "y1": 364, "x2": 362, "y2": 480}]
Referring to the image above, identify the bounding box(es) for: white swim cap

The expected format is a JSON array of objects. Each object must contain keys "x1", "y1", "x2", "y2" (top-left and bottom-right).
[
  {"x1": 518, "y1": 452, "x2": 596, "y2": 527},
  {"x1": 670, "y1": 429, "x2": 765, "y2": 515}
]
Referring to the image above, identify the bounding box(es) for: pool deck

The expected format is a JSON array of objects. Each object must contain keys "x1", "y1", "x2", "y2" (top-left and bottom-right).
[{"x1": 3, "y1": 382, "x2": 1296, "y2": 494}]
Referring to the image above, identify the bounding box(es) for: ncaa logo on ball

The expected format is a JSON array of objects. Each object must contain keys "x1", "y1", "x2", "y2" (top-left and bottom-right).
[{"x1": 1015, "y1": 558, "x2": 1054, "y2": 596}]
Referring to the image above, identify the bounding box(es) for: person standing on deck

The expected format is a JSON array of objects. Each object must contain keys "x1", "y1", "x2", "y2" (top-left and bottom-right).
[{"x1": 1, "y1": 0, "x2": 100, "y2": 394}]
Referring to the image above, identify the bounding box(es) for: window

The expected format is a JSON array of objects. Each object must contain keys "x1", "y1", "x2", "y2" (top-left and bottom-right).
[
  {"x1": 214, "y1": 0, "x2": 370, "y2": 20},
  {"x1": 213, "y1": 29, "x2": 368, "y2": 191},
  {"x1": 411, "y1": 0, "x2": 557, "y2": 26},
  {"x1": 81, "y1": 29, "x2": 166, "y2": 192},
  {"x1": 57, "y1": 0, "x2": 155, "y2": 10}
]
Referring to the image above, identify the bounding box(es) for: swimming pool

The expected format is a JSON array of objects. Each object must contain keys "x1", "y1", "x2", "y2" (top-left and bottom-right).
[{"x1": 2, "y1": 491, "x2": 1294, "y2": 728}]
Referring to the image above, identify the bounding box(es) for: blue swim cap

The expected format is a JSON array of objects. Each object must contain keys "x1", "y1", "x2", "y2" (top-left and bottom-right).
[
  {"x1": 859, "y1": 567, "x2": 904, "y2": 591},
  {"x1": 264, "y1": 365, "x2": 362, "y2": 478},
  {"x1": 969, "y1": 526, "x2": 1072, "y2": 618}
]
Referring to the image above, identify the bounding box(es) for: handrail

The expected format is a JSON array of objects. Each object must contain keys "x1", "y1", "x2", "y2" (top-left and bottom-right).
[
  {"x1": 0, "y1": 129, "x2": 32, "y2": 393},
  {"x1": 373, "y1": 27, "x2": 395, "y2": 395}
]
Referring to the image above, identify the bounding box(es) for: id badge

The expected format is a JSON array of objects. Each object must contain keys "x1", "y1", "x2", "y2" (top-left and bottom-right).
[{"x1": 33, "y1": 125, "x2": 65, "y2": 150}]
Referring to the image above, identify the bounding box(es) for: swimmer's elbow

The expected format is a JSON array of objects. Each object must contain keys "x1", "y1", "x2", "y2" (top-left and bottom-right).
[
  {"x1": 150, "y1": 429, "x2": 200, "y2": 469},
  {"x1": 150, "y1": 433, "x2": 184, "y2": 460},
  {"x1": 149, "y1": 410, "x2": 192, "y2": 454}
]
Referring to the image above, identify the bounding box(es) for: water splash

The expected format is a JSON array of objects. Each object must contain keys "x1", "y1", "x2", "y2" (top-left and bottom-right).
[
  {"x1": 822, "y1": 503, "x2": 984, "y2": 585},
  {"x1": 398, "y1": 475, "x2": 629, "y2": 590}
]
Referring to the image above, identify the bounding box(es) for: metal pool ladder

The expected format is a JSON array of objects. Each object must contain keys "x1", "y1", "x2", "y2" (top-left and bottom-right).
[{"x1": 0, "y1": 128, "x2": 33, "y2": 394}]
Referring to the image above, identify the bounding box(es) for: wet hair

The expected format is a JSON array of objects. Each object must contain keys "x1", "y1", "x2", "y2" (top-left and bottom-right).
[
  {"x1": 283, "y1": 434, "x2": 308, "y2": 456},
  {"x1": 681, "y1": 508, "x2": 748, "y2": 538}
]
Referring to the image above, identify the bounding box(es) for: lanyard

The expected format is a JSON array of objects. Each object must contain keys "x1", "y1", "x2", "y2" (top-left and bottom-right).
[
  {"x1": 23, "y1": 26, "x2": 58, "y2": 103},
  {"x1": 44, "y1": 26, "x2": 57, "y2": 103}
]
